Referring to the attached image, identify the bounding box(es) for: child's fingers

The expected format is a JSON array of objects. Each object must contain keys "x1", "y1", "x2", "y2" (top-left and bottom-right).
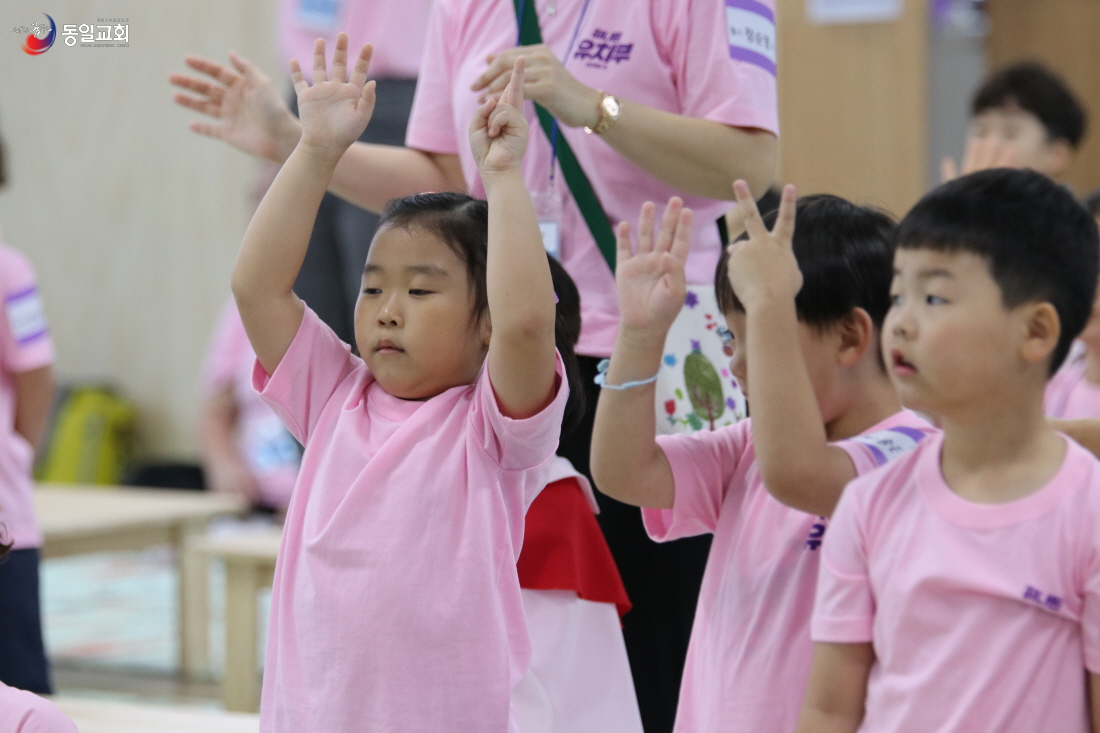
[
  {"x1": 290, "y1": 59, "x2": 308, "y2": 95},
  {"x1": 771, "y1": 184, "x2": 797, "y2": 245},
  {"x1": 184, "y1": 56, "x2": 240, "y2": 87},
  {"x1": 655, "y1": 197, "x2": 683, "y2": 254},
  {"x1": 173, "y1": 93, "x2": 218, "y2": 116},
  {"x1": 471, "y1": 97, "x2": 496, "y2": 135},
  {"x1": 359, "y1": 79, "x2": 377, "y2": 115},
  {"x1": 961, "y1": 137, "x2": 981, "y2": 174},
  {"x1": 616, "y1": 221, "x2": 633, "y2": 265},
  {"x1": 499, "y1": 56, "x2": 527, "y2": 110},
  {"x1": 189, "y1": 120, "x2": 225, "y2": 140},
  {"x1": 348, "y1": 43, "x2": 374, "y2": 88},
  {"x1": 312, "y1": 38, "x2": 327, "y2": 84},
  {"x1": 331, "y1": 33, "x2": 349, "y2": 82},
  {"x1": 636, "y1": 202, "x2": 656, "y2": 254},
  {"x1": 169, "y1": 73, "x2": 224, "y2": 103},
  {"x1": 228, "y1": 52, "x2": 250, "y2": 76},
  {"x1": 995, "y1": 142, "x2": 1017, "y2": 169},
  {"x1": 670, "y1": 208, "x2": 694, "y2": 262},
  {"x1": 732, "y1": 180, "x2": 768, "y2": 242}
]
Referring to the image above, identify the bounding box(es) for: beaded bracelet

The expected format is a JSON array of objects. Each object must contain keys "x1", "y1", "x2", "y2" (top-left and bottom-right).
[{"x1": 594, "y1": 358, "x2": 659, "y2": 390}]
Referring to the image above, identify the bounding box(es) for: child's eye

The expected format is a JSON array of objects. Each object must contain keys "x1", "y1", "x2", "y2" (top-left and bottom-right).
[
  {"x1": 925, "y1": 294, "x2": 947, "y2": 305},
  {"x1": 362, "y1": 287, "x2": 382, "y2": 295},
  {"x1": 409, "y1": 289, "x2": 432, "y2": 296},
  {"x1": 717, "y1": 327, "x2": 734, "y2": 346},
  {"x1": 890, "y1": 293, "x2": 903, "y2": 306}
]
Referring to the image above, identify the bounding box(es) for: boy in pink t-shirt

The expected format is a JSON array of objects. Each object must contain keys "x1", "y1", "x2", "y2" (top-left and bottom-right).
[
  {"x1": 236, "y1": 43, "x2": 575, "y2": 731},
  {"x1": 590, "y1": 187, "x2": 934, "y2": 732},
  {"x1": 799, "y1": 169, "x2": 1100, "y2": 732}
]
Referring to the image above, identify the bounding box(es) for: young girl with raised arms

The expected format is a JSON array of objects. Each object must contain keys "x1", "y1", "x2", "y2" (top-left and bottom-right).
[{"x1": 234, "y1": 35, "x2": 573, "y2": 731}]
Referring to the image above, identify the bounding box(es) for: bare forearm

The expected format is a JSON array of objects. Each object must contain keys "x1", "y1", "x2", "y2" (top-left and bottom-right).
[
  {"x1": 590, "y1": 329, "x2": 674, "y2": 508},
  {"x1": 13, "y1": 366, "x2": 54, "y2": 452},
  {"x1": 233, "y1": 145, "x2": 334, "y2": 304},
  {"x1": 600, "y1": 102, "x2": 777, "y2": 199},
  {"x1": 327, "y1": 144, "x2": 466, "y2": 213},
  {"x1": 796, "y1": 642, "x2": 873, "y2": 733},
  {"x1": 747, "y1": 297, "x2": 847, "y2": 516},
  {"x1": 483, "y1": 170, "x2": 558, "y2": 417},
  {"x1": 198, "y1": 391, "x2": 241, "y2": 466},
  {"x1": 795, "y1": 709, "x2": 864, "y2": 733}
]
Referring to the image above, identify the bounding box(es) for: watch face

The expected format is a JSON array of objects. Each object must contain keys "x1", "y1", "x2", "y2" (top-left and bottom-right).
[{"x1": 603, "y1": 96, "x2": 621, "y2": 117}]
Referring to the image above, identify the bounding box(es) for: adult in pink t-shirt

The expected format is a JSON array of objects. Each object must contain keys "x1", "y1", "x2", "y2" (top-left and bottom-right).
[
  {"x1": 643, "y1": 411, "x2": 933, "y2": 733},
  {"x1": 0, "y1": 241, "x2": 56, "y2": 695},
  {"x1": 255, "y1": 308, "x2": 568, "y2": 732},
  {"x1": 200, "y1": 299, "x2": 300, "y2": 509},
  {"x1": 0, "y1": 681, "x2": 77, "y2": 733},
  {"x1": 813, "y1": 432, "x2": 1100, "y2": 732}
]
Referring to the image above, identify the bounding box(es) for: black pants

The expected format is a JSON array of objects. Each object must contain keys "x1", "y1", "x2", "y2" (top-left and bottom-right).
[
  {"x1": 0, "y1": 548, "x2": 52, "y2": 694},
  {"x1": 288, "y1": 78, "x2": 418, "y2": 345},
  {"x1": 558, "y1": 356, "x2": 710, "y2": 733}
]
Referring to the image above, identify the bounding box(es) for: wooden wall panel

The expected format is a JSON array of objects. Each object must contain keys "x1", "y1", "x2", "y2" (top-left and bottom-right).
[
  {"x1": 986, "y1": 0, "x2": 1100, "y2": 195},
  {"x1": 775, "y1": 0, "x2": 929, "y2": 218}
]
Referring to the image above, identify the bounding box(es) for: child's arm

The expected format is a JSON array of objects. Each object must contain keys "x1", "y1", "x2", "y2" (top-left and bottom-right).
[
  {"x1": 590, "y1": 200, "x2": 693, "y2": 509},
  {"x1": 727, "y1": 182, "x2": 861, "y2": 518},
  {"x1": 171, "y1": 54, "x2": 465, "y2": 214},
  {"x1": 231, "y1": 35, "x2": 376, "y2": 374},
  {"x1": 795, "y1": 641, "x2": 874, "y2": 733},
  {"x1": 13, "y1": 365, "x2": 54, "y2": 451},
  {"x1": 469, "y1": 59, "x2": 558, "y2": 418}
]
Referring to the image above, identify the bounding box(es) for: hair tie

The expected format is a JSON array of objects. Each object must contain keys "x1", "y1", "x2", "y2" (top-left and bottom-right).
[{"x1": 594, "y1": 358, "x2": 659, "y2": 390}]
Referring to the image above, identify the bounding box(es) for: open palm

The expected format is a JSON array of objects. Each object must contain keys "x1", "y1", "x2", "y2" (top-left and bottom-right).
[
  {"x1": 171, "y1": 52, "x2": 299, "y2": 163},
  {"x1": 292, "y1": 35, "x2": 377, "y2": 158},
  {"x1": 616, "y1": 198, "x2": 694, "y2": 332}
]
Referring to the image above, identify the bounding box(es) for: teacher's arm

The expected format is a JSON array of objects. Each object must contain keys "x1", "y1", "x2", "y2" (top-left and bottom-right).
[{"x1": 471, "y1": 44, "x2": 777, "y2": 200}]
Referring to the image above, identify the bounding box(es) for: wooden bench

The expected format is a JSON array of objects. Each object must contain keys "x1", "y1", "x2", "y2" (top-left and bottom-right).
[
  {"x1": 190, "y1": 530, "x2": 281, "y2": 712},
  {"x1": 36, "y1": 484, "x2": 247, "y2": 680},
  {"x1": 51, "y1": 696, "x2": 259, "y2": 732}
]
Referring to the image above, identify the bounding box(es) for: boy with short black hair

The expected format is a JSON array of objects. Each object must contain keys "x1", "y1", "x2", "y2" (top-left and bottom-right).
[
  {"x1": 590, "y1": 187, "x2": 935, "y2": 732},
  {"x1": 943, "y1": 61, "x2": 1087, "y2": 181},
  {"x1": 797, "y1": 168, "x2": 1100, "y2": 732}
]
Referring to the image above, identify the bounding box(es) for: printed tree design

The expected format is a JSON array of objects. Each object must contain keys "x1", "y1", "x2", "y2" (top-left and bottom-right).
[{"x1": 683, "y1": 350, "x2": 724, "y2": 430}]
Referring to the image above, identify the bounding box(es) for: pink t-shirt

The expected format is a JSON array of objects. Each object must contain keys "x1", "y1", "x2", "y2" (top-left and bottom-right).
[
  {"x1": 406, "y1": 0, "x2": 779, "y2": 357},
  {"x1": 0, "y1": 243, "x2": 54, "y2": 550},
  {"x1": 255, "y1": 307, "x2": 568, "y2": 733},
  {"x1": 1045, "y1": 342, "x2": 1100, "y2": 420},
  {"x1": 0, "y1": 682, "x2": 77, "y2": 733},
  {"x1": 814, "y1": 432, "x2": 1100, "y2": 732},
  {"x1": 203, "y1": 299, "x2": 300, "y2": 508},
  {"x1": 277, "y1": 0, "x2": 432, "y2": 81},
  {"x1": 642, "y1": 411, "x2": 933, "y2": 733}
]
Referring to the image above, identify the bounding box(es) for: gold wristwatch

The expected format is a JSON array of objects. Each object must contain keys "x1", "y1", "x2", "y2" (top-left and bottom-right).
[{"x1": 584, "y1": 92, "x2": 621, "y2": 135}]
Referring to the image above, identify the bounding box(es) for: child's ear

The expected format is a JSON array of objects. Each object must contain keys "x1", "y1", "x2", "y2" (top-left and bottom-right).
[
  {"x1": 836, "y1": 308, "x2": 874, "y2": 368},
  {"x1": 479, "y1": 313, "x2": 493, "y2": 348},
  {"x1": 1018, "y1": 302, "x2": 1060, "y2": 367}
]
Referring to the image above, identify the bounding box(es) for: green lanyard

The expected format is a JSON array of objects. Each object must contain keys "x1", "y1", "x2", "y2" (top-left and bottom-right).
[{"x1": 511, "y1": 0, "x2": 617, "y2": 270}]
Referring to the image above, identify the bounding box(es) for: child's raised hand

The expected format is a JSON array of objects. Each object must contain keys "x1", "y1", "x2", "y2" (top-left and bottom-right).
[
  {"x1": 615, "y1": 198, "x2": 694, "y2": 334},
  {"x1": 940, "y1": 136, "x2": 1019, "y2": 182},
  {"x1": 725, "y1": 181, "x2": 800, "y2": 308},
  {"x1": 290, "y1": 34, "x2": 376, "y2": 161},
  {"x1": 171, "y1": 51, "x2": 302, "y2": 163},
  {"x1": 470, "y1": 57, "x2": 529, "y2": 176}
]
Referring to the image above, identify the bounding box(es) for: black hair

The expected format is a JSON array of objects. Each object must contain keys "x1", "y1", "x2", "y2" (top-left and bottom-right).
[
  {"x1": 972, "y1": 61, "x2": 1087, "y2": 149},
  {"x1": 1083, "y1": 189, "x2": 1100, "y2": 220},
  {"x1": 716, "y1": 194, "x2": 897, "y2": 333},
  {"x1": 378, "y1": 191, "x2": 585, "y2": 432},
  {"x1": 897, "y1": 167, "x2": 1100, "y2": 374}
]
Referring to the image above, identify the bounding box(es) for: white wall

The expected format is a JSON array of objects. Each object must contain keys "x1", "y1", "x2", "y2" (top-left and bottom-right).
[{"x1": 0, "y1": 0, "x2": 278, "y2": 459}]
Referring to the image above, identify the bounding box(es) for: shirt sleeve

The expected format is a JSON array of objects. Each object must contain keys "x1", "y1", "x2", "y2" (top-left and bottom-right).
[
  {"x1": 811, "y1": 475, "x2": 875, "y2": 643},
  {"x1": 253, "y1": 306, "x2": 362, "y2": 445},
  {"x1": 404, "y1": 0, "x2": 461, "y2": 155},
  {"x1": 657, "y1": 0, "x2": 779, "y2": 134},
  {"x1": 0, "y1": 246, "x2": 54, "y2": 373},
  {"x1": 469, "y1": 350, "x2": 569, "y2": 471},
  {"x1": 837, "y1": 424, "x2": 933, "y2": 477},
  {"x1": 642, "y1": 420, "x2": 752, "y2": 542},
  {"x1": 22, "y1": 701, "x2": 80, "y2": 733}
]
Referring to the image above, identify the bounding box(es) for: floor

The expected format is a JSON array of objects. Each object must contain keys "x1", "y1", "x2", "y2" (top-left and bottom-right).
[{"x1": 42, "y1": 516, "x2": 274, "y2": 708}]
